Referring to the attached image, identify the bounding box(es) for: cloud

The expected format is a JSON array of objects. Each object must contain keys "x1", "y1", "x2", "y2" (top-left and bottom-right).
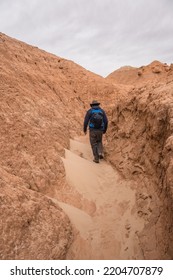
[{"x1": 0, "y1": 0, "x2": 173, "y2": 76}]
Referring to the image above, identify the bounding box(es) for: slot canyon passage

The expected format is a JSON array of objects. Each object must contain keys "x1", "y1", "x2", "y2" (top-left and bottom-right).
[{"x1": 1, "y1": 33, "x2": 173, "y2": 260}]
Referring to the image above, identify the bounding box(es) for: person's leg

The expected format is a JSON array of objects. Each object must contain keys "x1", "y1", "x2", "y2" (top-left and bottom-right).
[
  {"x1": 89, "y1": 130, "x2": 99, "y2": 162},
  {"x1": 96, "y1": 130, "x2": 104, "y2": 158}
]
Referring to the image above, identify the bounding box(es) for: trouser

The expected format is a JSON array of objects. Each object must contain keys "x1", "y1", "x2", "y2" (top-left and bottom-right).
[{"x1": 89, "y1": 129, "x2": 103, "y2": 160}]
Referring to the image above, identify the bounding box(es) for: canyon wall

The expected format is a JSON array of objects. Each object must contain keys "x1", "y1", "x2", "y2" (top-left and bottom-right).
[
  {"x1": 1, "y1": 32, "x2": 173, "y2": 259},
  {"x1": 0, "y1": 33, "x2": 115, "y2": 259},
  {"x1": 106, "y1": 63, "x2": 173, "y2": 259}
]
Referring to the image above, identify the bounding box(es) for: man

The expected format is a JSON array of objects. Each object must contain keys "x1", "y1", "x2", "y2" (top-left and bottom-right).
[{"x1": 83, "y1": 100, "x2": 108, "y2": 163}]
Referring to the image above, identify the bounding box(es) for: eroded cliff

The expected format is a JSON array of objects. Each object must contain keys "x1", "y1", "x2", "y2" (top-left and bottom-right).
[{"x1": 106, "y1": 64, "x2": 173, "y2": 259}]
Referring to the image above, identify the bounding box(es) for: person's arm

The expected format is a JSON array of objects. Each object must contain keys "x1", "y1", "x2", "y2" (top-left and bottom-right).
[
  {"x1": 83, "y1": 110, "x2": 91, "y2": 133},
  {"x1": 102, "y1": 110, "x2": 108, "y2": 133}
]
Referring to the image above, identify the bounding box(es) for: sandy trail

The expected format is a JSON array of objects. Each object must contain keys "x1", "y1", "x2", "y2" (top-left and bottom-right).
[{"x1": 59, "y1": 136, "x2": 144, "y2": 259}]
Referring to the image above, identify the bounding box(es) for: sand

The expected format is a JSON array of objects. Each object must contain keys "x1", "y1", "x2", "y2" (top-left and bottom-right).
[{"x1": 59, "y1": 135, "x2": 145, "y2": 259}]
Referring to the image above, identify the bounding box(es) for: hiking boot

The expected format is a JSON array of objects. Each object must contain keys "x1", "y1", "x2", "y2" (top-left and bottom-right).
[
  {"x1": 93, "y1": 158, "x2": 99, "y2": 163},
  {"x1": 99, "y1": 154, "x2": 104, "y2": 159}
]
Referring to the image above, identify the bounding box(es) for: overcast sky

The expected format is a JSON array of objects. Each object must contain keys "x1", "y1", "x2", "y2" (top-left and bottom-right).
[{"x1": 0, "y1": 0, "x2": 173, "y2": 76}]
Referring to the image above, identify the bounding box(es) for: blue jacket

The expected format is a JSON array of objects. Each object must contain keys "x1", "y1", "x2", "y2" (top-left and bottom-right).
[{"x1": 83, "y1": 106, "x2": 108, "y2": 133}]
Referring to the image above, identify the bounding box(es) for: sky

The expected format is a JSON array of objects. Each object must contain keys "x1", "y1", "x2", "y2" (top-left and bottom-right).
[{"x1": 0, "y1": 0, "x2": 173, "y2": 77}]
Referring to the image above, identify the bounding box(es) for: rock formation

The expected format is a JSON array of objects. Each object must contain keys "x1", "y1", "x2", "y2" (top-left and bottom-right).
[
  {"x1": 0, "y1": 169, "x2": 72, "y2": 259},
  {"x1": 106, "y1": 60, "x2": 173, "y2": 86},
  {"x1": 106, "y1": 62, "x2": 173, "y2": 259},
  {"x1": 1, "y1": 32, "x2": 173, "y2": 259},
  {"x1": 0, "y1": 33, "x2": 114, "y2": 259}
]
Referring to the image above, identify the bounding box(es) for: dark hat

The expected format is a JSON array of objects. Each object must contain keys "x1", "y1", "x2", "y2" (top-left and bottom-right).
[{"x1": 90, "y1": 100, "x2": 100, "y2": 106}]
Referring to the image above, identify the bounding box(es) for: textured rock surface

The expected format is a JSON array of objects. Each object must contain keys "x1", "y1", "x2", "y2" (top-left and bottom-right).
[
  {"x1": 0, "y1": 33, "x2": 115, "y2": 259},
  {"x1": 1, "y1": 32, "x2": 173, "y2": 260},
  {"x1": 0, "y1": 167, "x2": 72, "y2": 259},
  {"x1": 106, "y1": 65, "x2": 173, "y2": 259},
  {"x1": 106, "y1": 61, "x2": 173, "y2": 86}
]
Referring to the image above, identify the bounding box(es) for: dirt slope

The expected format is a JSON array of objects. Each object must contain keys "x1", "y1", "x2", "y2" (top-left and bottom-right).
[
  {"x1": 0, "y1": 166, "x2": 72, "y2": 259},
  {"x1": 0, "y1": 33, "x2": 115, "y2": 259}
]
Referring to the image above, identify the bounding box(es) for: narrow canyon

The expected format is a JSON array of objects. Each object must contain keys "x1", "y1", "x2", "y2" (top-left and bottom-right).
[{"x1": 0, "y1": 33, "x2": 173, "y2": 259}]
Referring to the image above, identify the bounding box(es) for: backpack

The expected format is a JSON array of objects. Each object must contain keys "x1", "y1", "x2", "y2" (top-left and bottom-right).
[{"x1": 90, "y1": 109, "x2": 103, "y2": 129}]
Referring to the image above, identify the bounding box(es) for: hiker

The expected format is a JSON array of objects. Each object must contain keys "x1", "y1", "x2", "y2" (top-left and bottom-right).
[{"x1": 83, "y1": 100, "x2": 108, "y2": 163}]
